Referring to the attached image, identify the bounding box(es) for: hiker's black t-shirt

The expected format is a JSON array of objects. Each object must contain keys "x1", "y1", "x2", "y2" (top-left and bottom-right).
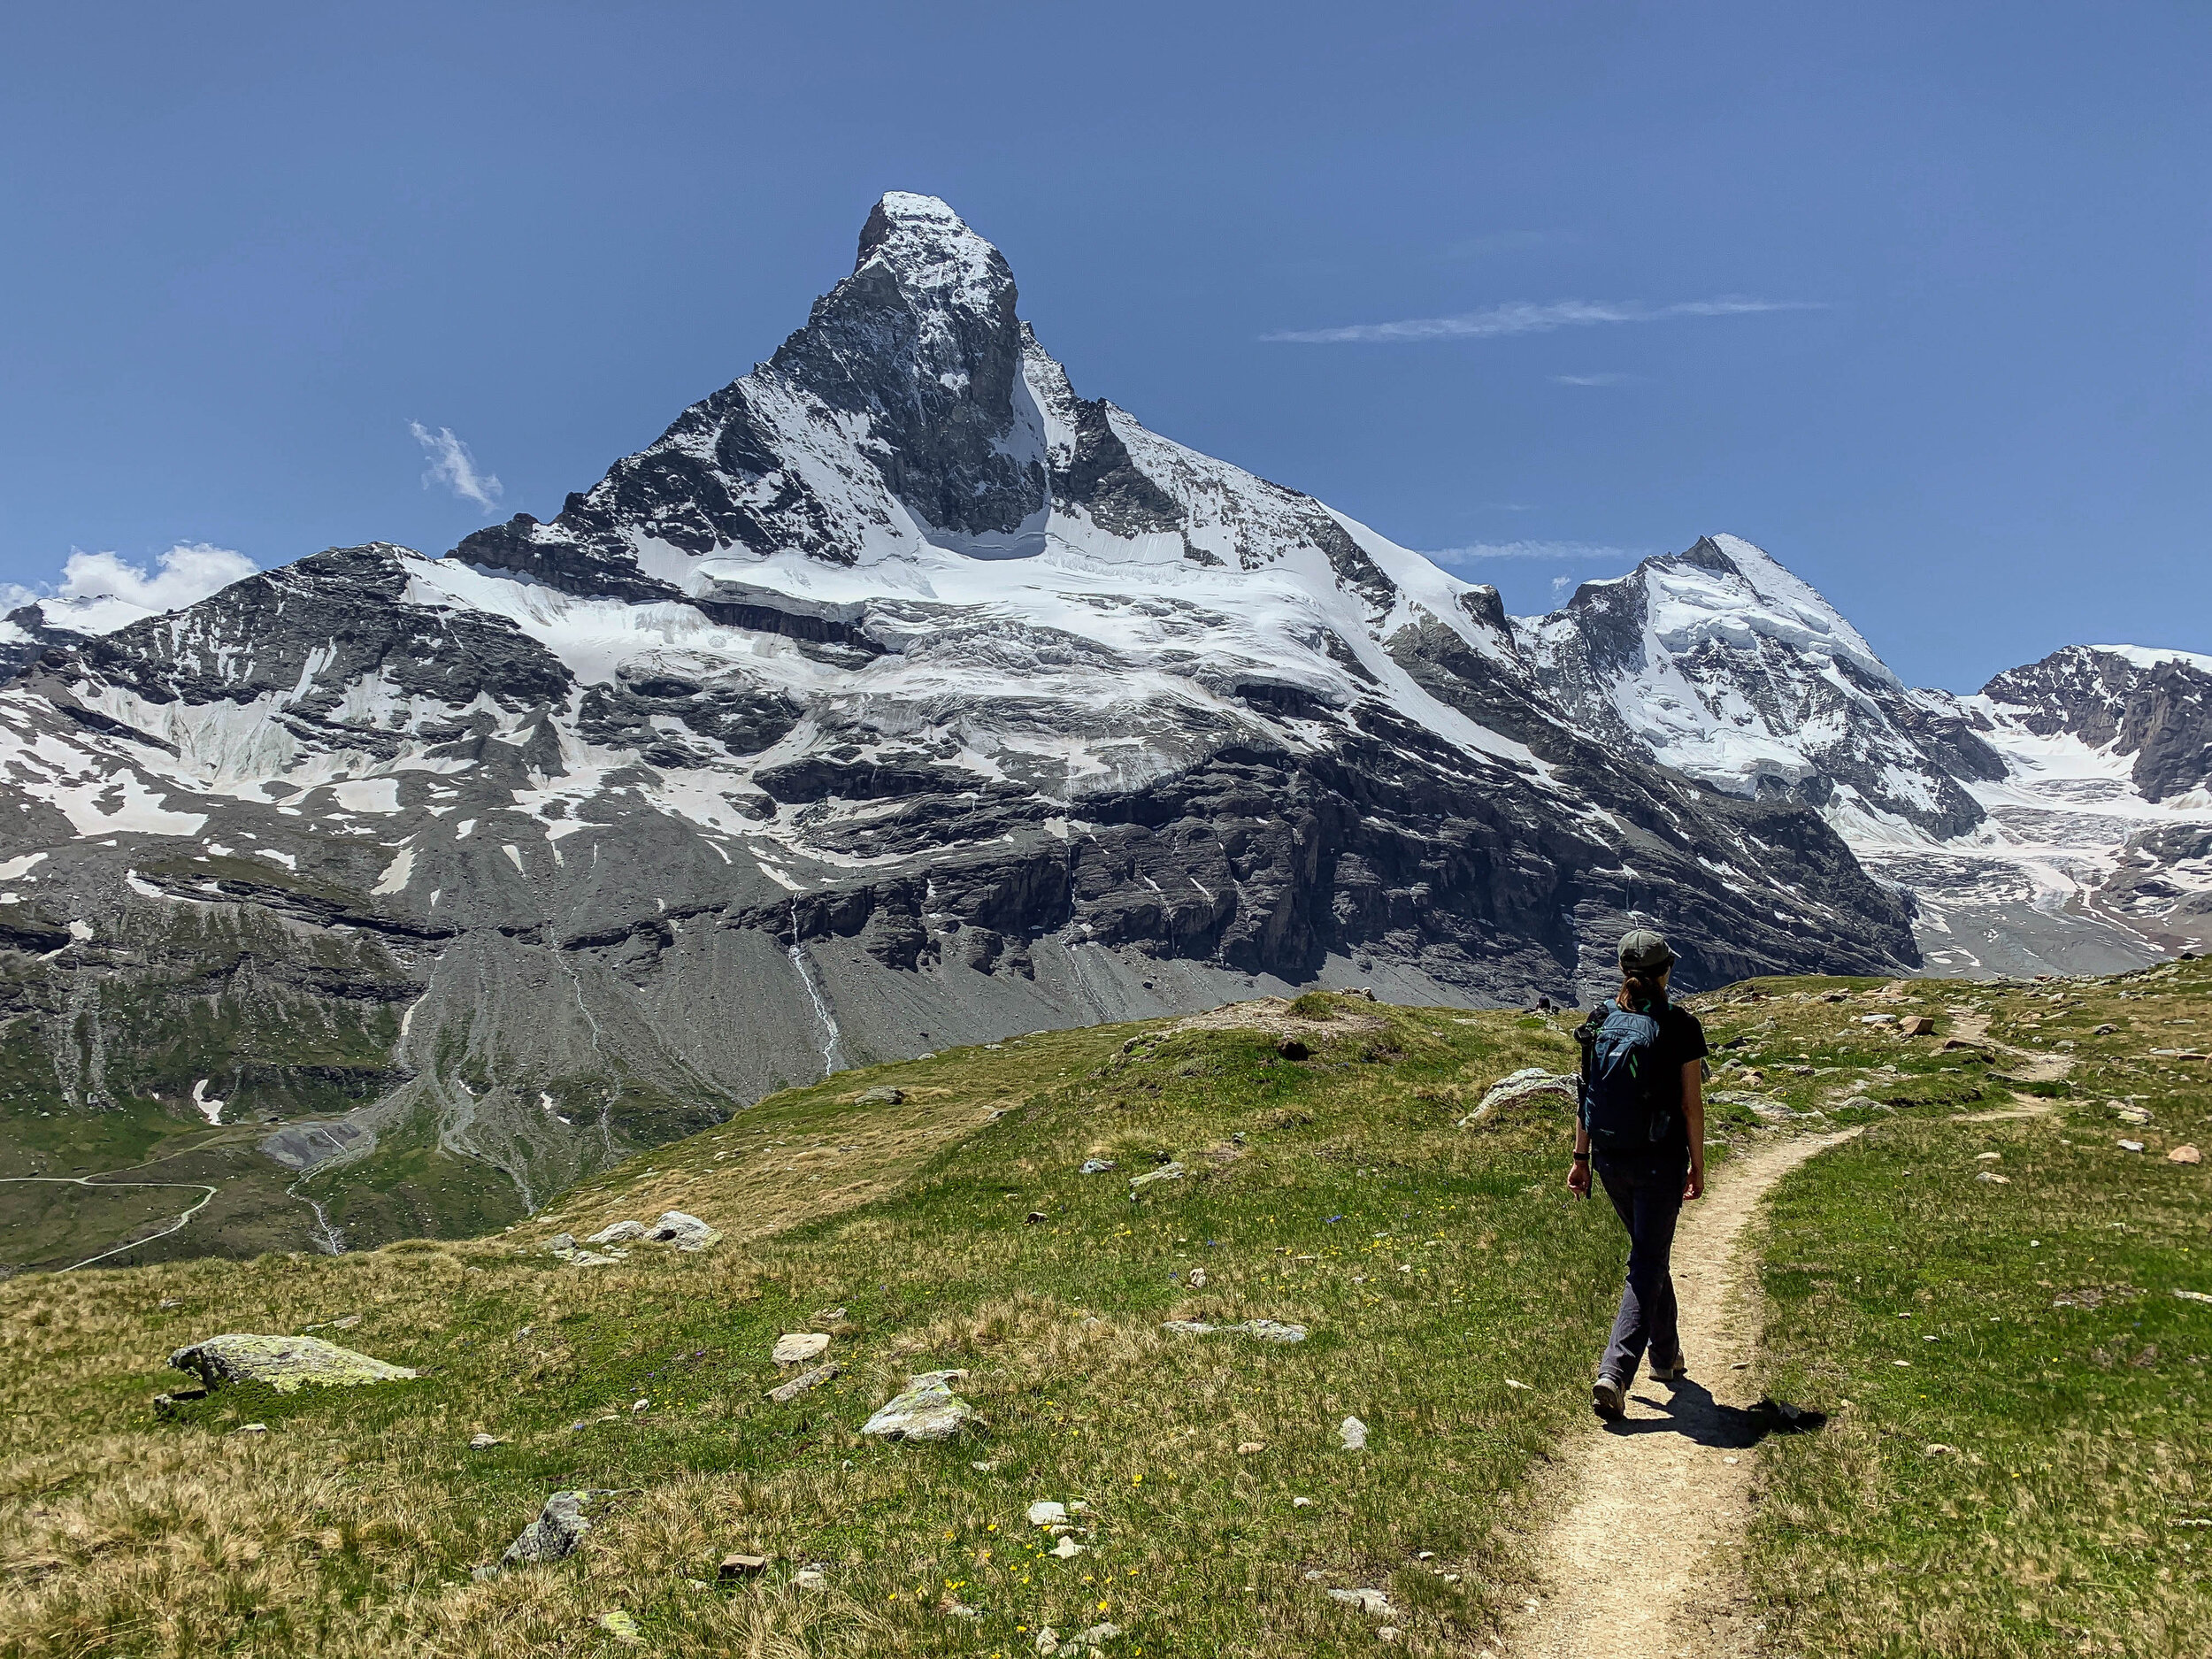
[{"x1": 1589, "y1": 1001, "x2": 1708, "y2": 1164}]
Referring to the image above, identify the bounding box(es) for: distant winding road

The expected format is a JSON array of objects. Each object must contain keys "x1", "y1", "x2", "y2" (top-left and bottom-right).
[{"x1": 0, "y1": 1174, "x2": 219, "y2": 1271}]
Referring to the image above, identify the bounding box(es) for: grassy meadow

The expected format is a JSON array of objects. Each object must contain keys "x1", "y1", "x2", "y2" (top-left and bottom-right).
[
  {"x1": 0, "y1": 964, "x2": 2204, "y2": 1656},
  {"x1": 1742, "y1": 956, "x2": 2212, "y2": 1657},
  {"x1": 0, "y1": 995, "x2": 1638, "y2": 1658}
]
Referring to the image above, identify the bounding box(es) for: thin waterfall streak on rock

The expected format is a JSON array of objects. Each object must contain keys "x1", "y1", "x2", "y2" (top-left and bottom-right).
[{"x1": 788, "y1": 902, "x2": 847, "y2": 1076}]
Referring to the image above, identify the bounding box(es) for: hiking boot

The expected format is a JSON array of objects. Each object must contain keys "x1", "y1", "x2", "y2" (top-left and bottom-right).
[
  {"x1": 1591, "y1": 1376, "x2": 1626, "y2": 1418},
  {"x1": 1647, "y1": 1354, "x2": 1687, "y2": 1382}
]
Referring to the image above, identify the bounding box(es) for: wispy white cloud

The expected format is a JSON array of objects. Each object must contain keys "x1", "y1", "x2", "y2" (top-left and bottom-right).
[
  {"x1": 1551, "y1": 572, "x2": 1578, "y2": 595},
  {"x1": 2, "y1": 542, "x2": 258, "y2": 635},
  {"x1": 409, "y1": 420, "x2": 503, "y2": 511},
  {"x1": 1550, "y1": 372, "x2": 1639, "y2": 387},
  {"x1": 1264, "y1": 296, "x2": 1824, "y2": 345}
]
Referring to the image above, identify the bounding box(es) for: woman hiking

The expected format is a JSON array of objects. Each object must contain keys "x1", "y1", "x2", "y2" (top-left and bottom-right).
[{"x1": 1566, "y1": 927, "x2": 1708, "y2": 1419}]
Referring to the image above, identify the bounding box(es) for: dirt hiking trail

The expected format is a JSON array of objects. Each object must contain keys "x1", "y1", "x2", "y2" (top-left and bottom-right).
[{"x1": 1502, "y1": 1130, "x2": 1858, "y2": 1659}]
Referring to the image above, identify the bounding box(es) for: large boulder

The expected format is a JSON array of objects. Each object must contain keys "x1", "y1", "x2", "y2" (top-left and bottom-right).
[
  {"x1": 646, "y1": 1211, "x2": 721, "y2": 1251},
  {"x1": 1458, "y1": 1067, "x2": 1578, "y2": 1126},
  {"x1": 861, "y1": 1370, "x2": 981, "y2": 1441},
  {"x1": 168, "y1": 1333, "x2": 418, "y2": 1394}
]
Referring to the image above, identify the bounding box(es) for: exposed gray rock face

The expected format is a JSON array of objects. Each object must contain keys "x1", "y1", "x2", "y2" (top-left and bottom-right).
[
  {"x1": 0, "y1": 603, "x2": 96, "y2": 680},
  {"x1": 0, "y1": 193, "x2": 1950, "y2": 1262}
]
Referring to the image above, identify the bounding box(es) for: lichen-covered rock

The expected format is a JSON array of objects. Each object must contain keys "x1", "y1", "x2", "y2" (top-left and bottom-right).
[
  {"x1": 168, "y1": 1333, "x2": 418, "y2": 1394},
  {"x1": 645, "y1": 1211, "x2": 721, "y2": 1251},
  {"x1": 862, "y1": 1370, "x2": 981, "y2": 1441},
  {"x1": 585, "y1": 1219, "x2": 646, "y2": 1245},
  {"x1": 1128, "y1": 1162, "x2": 1187, "y2": 1194}
]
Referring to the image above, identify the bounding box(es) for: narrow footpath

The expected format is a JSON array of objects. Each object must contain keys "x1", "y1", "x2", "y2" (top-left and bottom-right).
[{"x1": 1503, "y1": 1129, "x2": 1858, "y2": 1659}]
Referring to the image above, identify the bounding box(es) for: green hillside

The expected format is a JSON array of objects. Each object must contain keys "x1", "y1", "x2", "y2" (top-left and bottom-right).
[{"x1": 0, "y1": 964, "x2": 2206, "y2": 1657}]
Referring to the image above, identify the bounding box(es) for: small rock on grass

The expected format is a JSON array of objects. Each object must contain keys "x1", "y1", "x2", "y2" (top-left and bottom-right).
[
  {"x1": 1161, "y1": 1317, "x2": 1308, "y2": 1343},
  {"x1": 1327, "y1": 1586, "x2": 1396, "y2": 1617},
  {"x1": 597, "y1": 1609, "x2": 644, "y2": 1646},
  {"x1": 2119, "y1": 1140, "x2": 2147, "y2": 1153},
  {"x1": 1237, "y1": 1440, "x2": 1265, "y2": 1455},
  {"x1": 468, "y1": 1432, "x2": 506, "y2": 1450},
  {"x1": 768, "y1": 1363, "x2": 840, "y2": 1404},
  {"x1": 1051, "y1": 1535, "x2": 1085, "y2": 1558},
  {"x1": 1026, "y1": 1500, "x2": 1069, "y2": 1526},
  {"x1": 1129, "y1": 1162, "x2": 1187, "y2": 1194},
  {"x1": 1079, "y1": 1158, "x2": 1117, "y2": 1175},
  {"x1": 856, "y1": 1085, "x2": 904, "y2": 1105},
  {"x1": 1339, "y1": 1416, "x2": 1368, "y2": 1451},
  {"x1": 496, "y1": 1490, "x2": 606, "y2": 1571},
  {"x1": 861, "y1": 1371, "x2": 980, "y2": 1441},
  {"x1": 2170, "y1": 1144, "x2": 2202, "y2": 1164},
  {"x1": 1186, "y1": 1266, "x2": 1209, "y2": 1288},
  {"x1": 1038, "y1": 1622, "x2": 1119, "y2": 1654},
  {"x1": 772, "y1": 1332, "x2": 832, "y2": 1367},
  {"x1": 795, "y1": 1567, "x2": 828, "y2": 1589},
  {"x1": 718, "y1": 1553, "x2": 769, "y2": 1578},
  {"x1": 586, "y1": 1220, "x2": 646, "y2": 1245},
  {"x1": 1977, "y1": 1171, "x2": 2011, "y2": 1184}
]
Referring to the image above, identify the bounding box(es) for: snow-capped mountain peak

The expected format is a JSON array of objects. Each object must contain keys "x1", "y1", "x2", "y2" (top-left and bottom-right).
[{"x1": 1515, "y1": 533, "x2": 1988, "y2": 838}]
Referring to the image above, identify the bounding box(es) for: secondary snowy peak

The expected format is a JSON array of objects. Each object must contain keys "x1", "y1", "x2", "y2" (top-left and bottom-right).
[
  {"x1": 1978, "y1": 644, "x2": 2212, "y2": 804},
  {"x1": 1517, "y1": 534, "x2": 2001, "y2": 837}
]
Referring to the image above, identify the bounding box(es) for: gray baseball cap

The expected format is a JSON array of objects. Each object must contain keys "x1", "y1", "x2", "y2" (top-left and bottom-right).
[{"x1": 1617, "y1": 927, "x2": 1677, "y2": 972}]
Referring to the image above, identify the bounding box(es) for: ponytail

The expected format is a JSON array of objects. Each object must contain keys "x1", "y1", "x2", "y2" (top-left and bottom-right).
[{"x1": 1616, "y1": 968, "x2": 1668, "y2": 1012}]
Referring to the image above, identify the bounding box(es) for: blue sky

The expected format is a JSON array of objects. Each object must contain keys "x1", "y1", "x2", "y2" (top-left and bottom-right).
[{"x1": 2, "y1": 1, "x2": 2204, "y2": 691}]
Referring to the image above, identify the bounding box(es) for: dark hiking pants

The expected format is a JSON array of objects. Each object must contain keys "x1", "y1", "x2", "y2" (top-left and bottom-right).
[{"x1": 1594, "y1": 1153, "x2": 1686, "y2": 1385}]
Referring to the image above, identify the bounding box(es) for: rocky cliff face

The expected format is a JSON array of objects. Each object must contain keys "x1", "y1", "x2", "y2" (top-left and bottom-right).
[
  {"x1": 1980, "y1": 646, "x2": 2212, "y2": 804},
  {"x1": 2, "y1": 192, "x2": 2096, "y2": 1263}
]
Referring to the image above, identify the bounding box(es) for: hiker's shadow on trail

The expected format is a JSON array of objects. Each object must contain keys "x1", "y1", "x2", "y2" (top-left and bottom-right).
[{"x1": 1606, "y1": 1379, "x2": 1826, "y2": 1449}]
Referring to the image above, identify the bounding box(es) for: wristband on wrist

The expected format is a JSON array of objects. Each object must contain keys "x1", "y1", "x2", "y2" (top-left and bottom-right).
[{"x1": 1572, "y1": 1151, "x2": 1590, "y2": 1162}]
